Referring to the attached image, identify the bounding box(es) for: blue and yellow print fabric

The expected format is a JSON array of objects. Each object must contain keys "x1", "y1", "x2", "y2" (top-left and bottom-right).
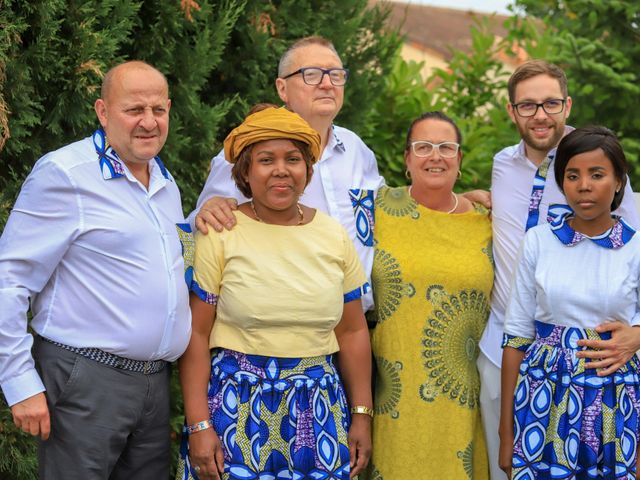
[
  {"x1": 510, "y1": 321, "x2": 640, "y2": 480},
  {"x1": 177, "y1": 349, "x2": 351, "y2": 480}
]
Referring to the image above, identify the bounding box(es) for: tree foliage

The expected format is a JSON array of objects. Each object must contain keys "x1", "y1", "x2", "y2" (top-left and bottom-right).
[
  {"x1": 363, "y1": 20, "x2": 519, "y2": 190},
  {"x1": 508, "y1": 0, "x2": 640, "y2": 183},
  {"x1": 0, "y1": 1, "x2": 401, "y2": 478}
]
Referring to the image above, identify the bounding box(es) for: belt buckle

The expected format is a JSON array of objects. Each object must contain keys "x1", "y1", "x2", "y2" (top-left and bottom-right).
[{"x1": 143, "y1": 361, "x2": 152, "y2": 374}]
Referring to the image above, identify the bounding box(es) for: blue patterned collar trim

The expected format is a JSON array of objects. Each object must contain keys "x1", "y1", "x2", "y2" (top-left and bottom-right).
[
  {"x1": 330, "y1": 125, "x2": 346, "y2": 153},
  {"x1": 92, "y1": 128, "x2": 170, "y2": 181},
  {"x1": 549, "y1": 211, "x2": 635, "y2": 249}
]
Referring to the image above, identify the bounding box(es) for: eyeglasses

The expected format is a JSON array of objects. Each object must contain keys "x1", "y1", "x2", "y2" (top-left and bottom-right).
[
  {"x1": 282, "y1": 67, "x2": 349, "y2": 86},
  {"x1": 511, "y1": 98, "x2": 566, "y2": 117},
  {"x1": 410, "y1": 141, "x2": 460, "y2": 158}
]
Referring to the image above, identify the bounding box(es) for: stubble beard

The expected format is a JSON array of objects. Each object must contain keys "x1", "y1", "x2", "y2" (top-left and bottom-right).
[{"x1": 518, "y1": 119, "x2": 566, "y2": 156}]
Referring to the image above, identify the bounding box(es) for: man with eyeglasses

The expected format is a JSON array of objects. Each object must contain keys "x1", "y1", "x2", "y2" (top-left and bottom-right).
[
  {"x1": 191, "y1": 36, "x2": 383, "y2": 312},
  {"x1": 479, "y1": 59, "x2": 639, "y2": 480}
]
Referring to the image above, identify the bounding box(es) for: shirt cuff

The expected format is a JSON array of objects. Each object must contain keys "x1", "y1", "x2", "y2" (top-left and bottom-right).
[
  {"x1": 190, "y1": 280, "x2": 218, "y2": 305},
  {"x1": 501, "y1": 333, "x2": 533, "y2": 352},
  {"x1": 2, "y1": 368, "x2": 46, "y2": 407},
  {"x1": 344, "y1": 282, "x2": 371, "y2": 303}
]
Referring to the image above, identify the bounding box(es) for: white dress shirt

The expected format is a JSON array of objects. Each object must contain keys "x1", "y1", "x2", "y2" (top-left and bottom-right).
[
  {"x1": 504, "y1": 221, "x2": 640, "y2": 339},
  {"x1": 483, "y1": 135, "x2": 639, "y2": 366},
  {"x1": 189, "y1": 125, "x2": 384, "y2": 311},
  {"x1": 0, "y1": 133, "x2": 192, "y2": 406}
]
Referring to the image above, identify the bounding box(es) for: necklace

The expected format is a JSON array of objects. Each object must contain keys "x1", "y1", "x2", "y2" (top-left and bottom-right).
[
  {"x1": 250, "y1": 201, "x2": 304, "y2": 225},
  {"x1": 408, "y1": 186, "x2": 459, "y2": 214}
]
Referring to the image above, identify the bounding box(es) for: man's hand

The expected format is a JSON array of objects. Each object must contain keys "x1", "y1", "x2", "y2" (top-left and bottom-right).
[
  {"x1": 11, "y1": 392, "x2": 51, "y2": 440},
  {"x1": 576, "y1": 321, "x2": 640, "y2": 376},
  {"x1": 195, "y1": 197, "x2": 238, "y2": 234},
  {"x1": 462, "y1": 189, "x2": 491, "y2": 209}
]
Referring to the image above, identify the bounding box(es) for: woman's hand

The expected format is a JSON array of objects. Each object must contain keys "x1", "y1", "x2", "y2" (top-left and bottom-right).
[
  {"x1": 576, "y1": 322, "x2": 640, "y2": 376},
  {"x1": 195, "y1": 196, "x2": 238, "y2": 234},
  {"x1": 499, "y1": 346, "x2": 524, "y2": 480},
  {"x1": 188, "y1": 428, "x2": 225, "y2": 479},
  {"x1": 348, "y1": 414, "x2": 372, "y2": 478},
  {"x1": 498, "y1": 428, "x2": 514, "y2": 479}
]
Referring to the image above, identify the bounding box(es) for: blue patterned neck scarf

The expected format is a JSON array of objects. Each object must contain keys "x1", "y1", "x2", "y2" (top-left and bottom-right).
[
  {"x1": 549, "y1": 211, "x2": 636, "y2": 249},
  {"x1": 92, "y1": 128, "x2": 169, "y2": 180},
  {"x1": 525, "y1": 153, "x2": 553, "y2": 232}
]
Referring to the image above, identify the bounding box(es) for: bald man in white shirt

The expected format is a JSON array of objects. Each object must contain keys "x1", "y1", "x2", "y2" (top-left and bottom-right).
[{"x1": 0, "y1": 61, "x2": 192, "y2": 479}]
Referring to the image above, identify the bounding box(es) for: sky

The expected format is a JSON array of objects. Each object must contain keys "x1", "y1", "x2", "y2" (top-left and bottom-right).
[{"x1": 388, "y1": 0, "x2": 515, "y2": 15}]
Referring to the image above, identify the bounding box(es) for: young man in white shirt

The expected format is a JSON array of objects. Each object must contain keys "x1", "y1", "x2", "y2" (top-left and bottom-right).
[
  {"x1": 481, "y1": 60, "x2": 640, "y2": 479},
  {"x1": 0, "y1": 61, "x2": 192, "y2": 479}
]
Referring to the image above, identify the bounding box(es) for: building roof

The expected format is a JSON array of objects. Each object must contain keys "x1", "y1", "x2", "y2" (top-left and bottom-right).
[{"x1": 378, "y1": 2, "x2": 512, "y2": 61}]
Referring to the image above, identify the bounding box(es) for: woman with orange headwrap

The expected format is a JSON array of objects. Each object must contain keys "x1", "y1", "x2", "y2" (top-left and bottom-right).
[{"x1": 176, "y1": 106, "x2": 373, "y2": 480}]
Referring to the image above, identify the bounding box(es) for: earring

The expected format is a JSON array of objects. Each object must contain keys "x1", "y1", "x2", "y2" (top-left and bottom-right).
[{"x1": 405, "y1": 169, "x2": 411, "y2": 180}]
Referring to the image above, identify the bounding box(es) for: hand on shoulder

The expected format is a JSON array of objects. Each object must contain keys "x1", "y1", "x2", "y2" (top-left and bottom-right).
[{"x1": 195, "y1": 197, "x2": 238, "y2": 234}]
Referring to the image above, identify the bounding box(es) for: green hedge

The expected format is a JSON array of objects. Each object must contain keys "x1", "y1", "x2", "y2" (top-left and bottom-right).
[{"x1": 0, "y1": 1, "x2": 401, "y2": 477}]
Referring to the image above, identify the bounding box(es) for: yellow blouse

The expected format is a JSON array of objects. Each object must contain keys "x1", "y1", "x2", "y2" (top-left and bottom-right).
[{"x1": 192, "y1": 210, "x2": 368, "y2": 357}]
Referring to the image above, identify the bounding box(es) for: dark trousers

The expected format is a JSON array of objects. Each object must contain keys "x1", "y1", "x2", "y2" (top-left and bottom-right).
[{"x1": 34, "y1": 337, "x2": 171, "y2": 480}]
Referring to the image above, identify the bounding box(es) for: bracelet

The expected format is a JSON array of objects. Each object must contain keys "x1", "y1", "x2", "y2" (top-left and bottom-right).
[
  {"x1": 187, "y1": 419, "x2": 213, "y2": 434},
  {"x1": 350, "y1": 406, "x2": 374, "y2": 418}
]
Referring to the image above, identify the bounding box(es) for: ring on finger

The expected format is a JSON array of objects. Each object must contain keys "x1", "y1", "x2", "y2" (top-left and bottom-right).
[{"x1": 194, "y1": 465, "x2": 201, "y2": 472}]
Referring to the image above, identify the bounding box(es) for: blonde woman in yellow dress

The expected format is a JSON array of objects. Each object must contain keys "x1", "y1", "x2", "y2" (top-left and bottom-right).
[{"x1": 366, "y1": 112, "x2": 492, "y2": 479}]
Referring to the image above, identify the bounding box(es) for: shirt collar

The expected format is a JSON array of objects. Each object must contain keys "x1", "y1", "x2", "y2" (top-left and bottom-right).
[
  {"x1": 549, "y1": 211, "x2": 635, "y2": 249},
  {"x1": 93, "y1": 128, "x2": 170, "y2": 181},
  {"x1": 328, "y1": 125, "x2": 346, "y2": 153}
]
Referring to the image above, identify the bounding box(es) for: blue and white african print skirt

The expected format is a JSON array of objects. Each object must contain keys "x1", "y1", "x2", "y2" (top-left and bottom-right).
[
  {"x1": 177, "y1": 349, "x2": 351, "y2": 480},
  {"x1": 506, "y1": 321, "x2": 640, "y2": 479}
]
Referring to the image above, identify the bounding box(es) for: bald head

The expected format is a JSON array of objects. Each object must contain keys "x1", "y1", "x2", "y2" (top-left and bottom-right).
[
  {"x1": 101, "y1": 61, "x2": 168, "y2": 102},
  {"x1": 94, "y1": 60, "x2": 171, "y2": 177}
]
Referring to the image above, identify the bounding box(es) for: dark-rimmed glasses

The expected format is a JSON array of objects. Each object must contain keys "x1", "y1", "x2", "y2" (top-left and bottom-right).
[
  {"x1": 410, "y1": 141, "x2": 460, "y2": 158},
  {"x1": 282, "y1": 67, "x2": 349, "y2": 86},
  {"x1": 511, "y1": 98, "x2": 566, "y2": 117}
]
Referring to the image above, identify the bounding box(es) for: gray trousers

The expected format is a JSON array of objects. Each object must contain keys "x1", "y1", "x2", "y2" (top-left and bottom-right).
[{"x1": 34, "y1": 337, "x2": 171, "y2": 480}]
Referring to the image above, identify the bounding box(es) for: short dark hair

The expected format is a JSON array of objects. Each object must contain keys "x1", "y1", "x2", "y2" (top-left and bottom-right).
[
  {"x1": 404, "y1": 111, "x2": 462, "y2": 152},
  {"x1": 278, "y1": 36, "x2": 341, "y2": 78},
  {"x1": 554, "y1": 126, "x2": 627, "y2": 211},
  {"x1": 508, "y1": 60, "x2": 568, "y2": 103},
  {"x1": 247, "y1": 102, "x2": 279, "y2": 115},
  {"x1": 231, "y1": 139, "x2": 315, "y2": 198}
]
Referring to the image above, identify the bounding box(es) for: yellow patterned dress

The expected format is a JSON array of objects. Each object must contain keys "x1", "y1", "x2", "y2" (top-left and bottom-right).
[{"x1": 366, "y1": 186, "x2": 493, "y2": 480}]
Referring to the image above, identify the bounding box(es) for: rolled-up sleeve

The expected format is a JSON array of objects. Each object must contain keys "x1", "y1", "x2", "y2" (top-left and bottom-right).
[
  {"x1": 503, "y1": 230, "x2": 539, "y2": 342},
  {"x1": 0, "y1": 158, "x2": 80, "y2": 406}
]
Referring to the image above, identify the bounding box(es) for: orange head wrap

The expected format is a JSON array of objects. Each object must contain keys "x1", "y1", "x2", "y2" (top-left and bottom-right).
[{"x1": 223, "y1": 107, "x2": 321, "y2": 163}]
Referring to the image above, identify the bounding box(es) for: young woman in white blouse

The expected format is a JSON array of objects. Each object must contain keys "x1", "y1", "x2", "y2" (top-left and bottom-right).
[{"x1": 499, "y1": 126, "x2": 640, "y2": 479}]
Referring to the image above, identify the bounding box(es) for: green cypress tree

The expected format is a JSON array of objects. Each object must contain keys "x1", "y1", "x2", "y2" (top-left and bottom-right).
[{"x1": 0, "y1": 1, "x2": 401, "y2": 477}]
